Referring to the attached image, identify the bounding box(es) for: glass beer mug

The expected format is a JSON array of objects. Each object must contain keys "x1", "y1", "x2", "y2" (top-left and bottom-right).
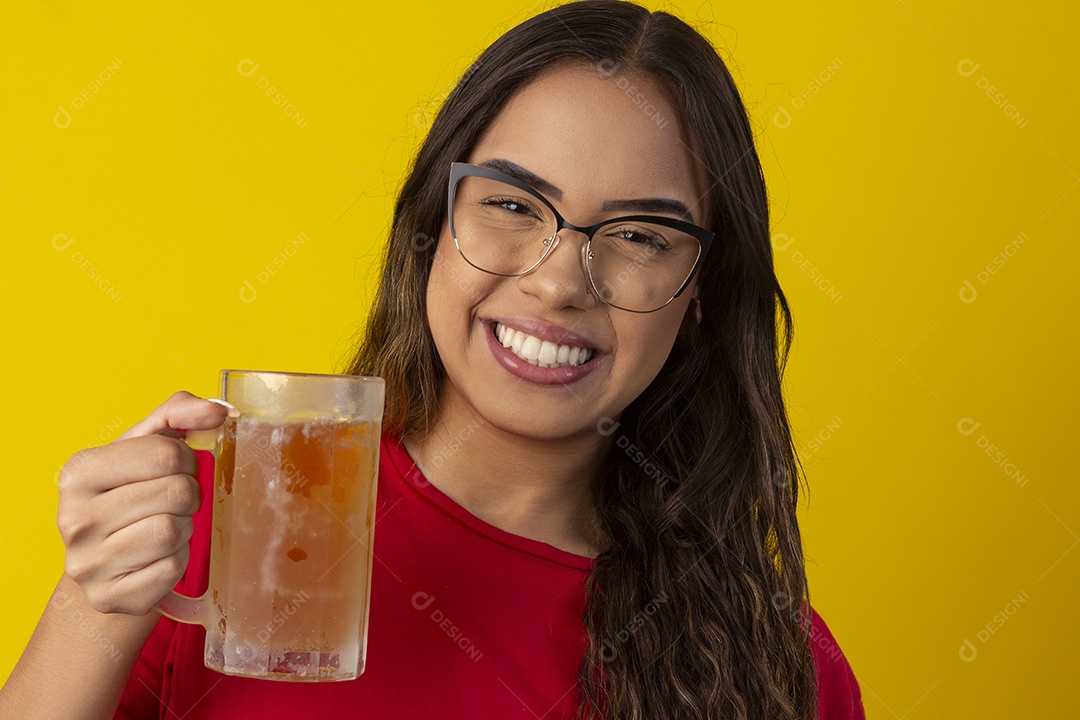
[{"x1": 157, "y1": 369, "x2": 385, "y2": 682}]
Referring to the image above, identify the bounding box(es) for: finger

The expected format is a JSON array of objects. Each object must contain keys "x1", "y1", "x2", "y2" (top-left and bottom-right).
[
  {"x1": 86, "y1": 545, "x2": 191, "y2": 616},
  {"x1": 118, "y1": 390, "x2": 230, "y2": 442},
  {"x1": 100, "y1": 513, "x2": 195, "y2": 576},
  {"x1": 59, "y1": 434, "x2": 198, "y2": 496},
  {"x1": 90, "y1": 474, "x2": 201, "y2": 538}
]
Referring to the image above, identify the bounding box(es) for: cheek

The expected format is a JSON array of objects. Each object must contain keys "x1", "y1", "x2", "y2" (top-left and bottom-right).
[
  {"x1": 425, "y1": 233, "x2": 498, "y2": 354},
  {"x1": 612, "y1": 306, "x2": 687, "y2": 390},
  {"x1": 621, "y1": 325, "x2": 669, "y2": 370},
  {"x1": 425, "y1": 244, "x2": 463, "y2": 352}
]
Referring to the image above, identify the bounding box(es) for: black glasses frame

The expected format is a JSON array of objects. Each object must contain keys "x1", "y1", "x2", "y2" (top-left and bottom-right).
[{"x1": 446, "y1": 161, "x2": 714, "y2": 313}]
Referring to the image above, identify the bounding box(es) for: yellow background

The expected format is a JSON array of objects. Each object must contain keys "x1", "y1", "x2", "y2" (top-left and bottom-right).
[{"x1": 2, "y1": 1, "x2": 1076, "y2": 716}]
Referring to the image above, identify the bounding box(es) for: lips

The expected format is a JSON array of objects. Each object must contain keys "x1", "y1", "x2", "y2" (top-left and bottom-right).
[
  {"x1": 480, "y1": 317, "x2": 604, "y2": 385},
  {"x1": 483, "y1": 316, "x2": 600, "y2": 352},
  {"x1": 494, "y1": 322, "x2": 594, "y2": 368}
]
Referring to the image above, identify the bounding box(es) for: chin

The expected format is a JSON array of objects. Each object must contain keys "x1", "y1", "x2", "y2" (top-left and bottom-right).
[{"x1": 477, "y1": 399, "x2": 601, "y2": 443}]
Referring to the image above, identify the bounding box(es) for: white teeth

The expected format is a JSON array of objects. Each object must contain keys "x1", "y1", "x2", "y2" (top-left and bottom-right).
[
  {"x1": 538, "y1": 340, "x2": 558, "y2": 365},
  {"x1": 520, "y1": 335, "x2": 541, "y2": 364},
  {"x1": 494, "y1": 322, "x2": 594, "y2": 368}
]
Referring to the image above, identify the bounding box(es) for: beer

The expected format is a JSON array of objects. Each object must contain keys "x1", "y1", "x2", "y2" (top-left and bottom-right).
[{"x1": 203, "y1": 414, "x2": 380, "y2": 681}]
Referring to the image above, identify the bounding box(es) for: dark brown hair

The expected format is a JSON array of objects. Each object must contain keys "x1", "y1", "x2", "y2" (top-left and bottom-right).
[{"x1": 343, "y1": 1, "x2": 816, "y2": 717}]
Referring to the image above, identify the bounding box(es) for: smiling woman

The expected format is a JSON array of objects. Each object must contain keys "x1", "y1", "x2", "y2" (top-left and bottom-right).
[
  {"x1": 0, "y1": 2, "x2": 863, "y2": 719},
  {"x1": 341, "y1": 1, "x2": 864, "y2": 718}
]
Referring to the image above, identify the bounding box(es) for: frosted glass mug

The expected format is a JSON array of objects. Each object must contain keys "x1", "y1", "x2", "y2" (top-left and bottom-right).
[{"x1": 157, "y1": 369, "x2": 385, "y2": 682}]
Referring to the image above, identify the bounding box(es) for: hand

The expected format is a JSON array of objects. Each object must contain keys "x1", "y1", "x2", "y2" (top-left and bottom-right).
[{"x1": 57, "y1": 391, "x2": 227, "y2": 615}]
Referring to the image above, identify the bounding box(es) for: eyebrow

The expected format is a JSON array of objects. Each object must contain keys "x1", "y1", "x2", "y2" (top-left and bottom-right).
[{"x1": 476, "y1": 158, "x2": 697, "y2": 222}]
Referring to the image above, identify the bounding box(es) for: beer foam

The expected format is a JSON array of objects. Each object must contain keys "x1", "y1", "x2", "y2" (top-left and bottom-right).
[{"x1": 234, "y1": 409, "x2": 355, "y2": 424}]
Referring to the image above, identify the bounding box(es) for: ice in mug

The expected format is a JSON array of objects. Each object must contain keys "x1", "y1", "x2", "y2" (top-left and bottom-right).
[{"x1": 202, "y1": 413, "x2": 379, "y2": 681}]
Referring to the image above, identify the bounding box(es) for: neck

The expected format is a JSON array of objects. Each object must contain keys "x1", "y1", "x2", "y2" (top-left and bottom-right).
[{"x1": 400, "y1": 387, "x2": 611, "y2": 559}]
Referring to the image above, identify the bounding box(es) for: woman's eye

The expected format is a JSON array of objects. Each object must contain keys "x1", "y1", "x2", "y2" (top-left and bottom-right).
[
  {"x1": 612, "y1": 228, "x2": 669, "y2": 251},
  {"x1": 483, "y1": 197, "x2": 533, "y2": 215}
]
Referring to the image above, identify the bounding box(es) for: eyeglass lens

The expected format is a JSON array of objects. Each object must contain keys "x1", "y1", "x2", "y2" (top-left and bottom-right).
[{"x1": 452, "y1": 174, "x2": 701, "y2": 312}]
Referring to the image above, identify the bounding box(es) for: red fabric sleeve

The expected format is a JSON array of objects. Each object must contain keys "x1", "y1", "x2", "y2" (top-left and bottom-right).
[
  {"x1": 113, "y1": 449, "x2": 215, "y2": 720},
  {"x1": 809, "y1": 605, "x2": 865, "y2": 720}
]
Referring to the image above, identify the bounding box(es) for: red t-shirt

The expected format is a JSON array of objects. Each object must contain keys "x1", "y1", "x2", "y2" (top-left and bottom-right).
[{"x1": 116, "y1": 433, "x2": 864, "y2": 719}]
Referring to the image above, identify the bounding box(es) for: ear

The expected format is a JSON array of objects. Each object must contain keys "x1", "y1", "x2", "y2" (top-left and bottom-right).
[{"x1": 677, "y1": 284, "x2": 702, "y2": 336}]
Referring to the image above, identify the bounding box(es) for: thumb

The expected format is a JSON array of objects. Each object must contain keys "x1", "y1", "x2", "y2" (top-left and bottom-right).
[{"x1": 118, "y1": 390, "x2": 236, "y2": 441}]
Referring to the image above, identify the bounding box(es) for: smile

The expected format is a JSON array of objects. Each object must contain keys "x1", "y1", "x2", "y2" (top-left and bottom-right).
[{"x1": 494, "y1": 322, "x2": 595, "y2": 368}]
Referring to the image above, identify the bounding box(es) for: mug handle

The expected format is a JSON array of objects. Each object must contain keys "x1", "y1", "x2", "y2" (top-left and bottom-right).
[{"x1": 154, "y1": 398, "x2": 239, "y2": 629}]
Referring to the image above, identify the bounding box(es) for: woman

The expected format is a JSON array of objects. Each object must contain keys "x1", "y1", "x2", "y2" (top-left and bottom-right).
[{"x1": 0, "y1": 1, "x2": 864, "y2": 718}]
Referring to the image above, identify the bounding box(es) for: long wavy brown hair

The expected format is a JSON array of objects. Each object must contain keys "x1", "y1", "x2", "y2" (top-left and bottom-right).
[{"x1": 342, "y1": 1, "x2": 817, "y2": 717}]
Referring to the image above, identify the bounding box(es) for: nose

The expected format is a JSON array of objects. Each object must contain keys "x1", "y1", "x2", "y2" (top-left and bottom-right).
[{"x1": 515, "y1": 228, "x2": 597, "y2": 310}]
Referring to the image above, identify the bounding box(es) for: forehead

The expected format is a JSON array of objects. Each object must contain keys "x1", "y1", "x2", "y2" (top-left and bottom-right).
[{"x1": 465, "y1": 61, "x2": 712, "y2": 225}]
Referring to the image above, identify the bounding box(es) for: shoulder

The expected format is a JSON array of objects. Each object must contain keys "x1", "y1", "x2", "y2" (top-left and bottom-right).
[{"x1": 805, "y1": 604, "x2": 866, "y2": 720}]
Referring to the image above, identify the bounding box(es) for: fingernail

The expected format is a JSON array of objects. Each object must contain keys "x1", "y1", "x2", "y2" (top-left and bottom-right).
[{"x1": 207, "y1": 397, "x2": 240, "y2": 417}]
